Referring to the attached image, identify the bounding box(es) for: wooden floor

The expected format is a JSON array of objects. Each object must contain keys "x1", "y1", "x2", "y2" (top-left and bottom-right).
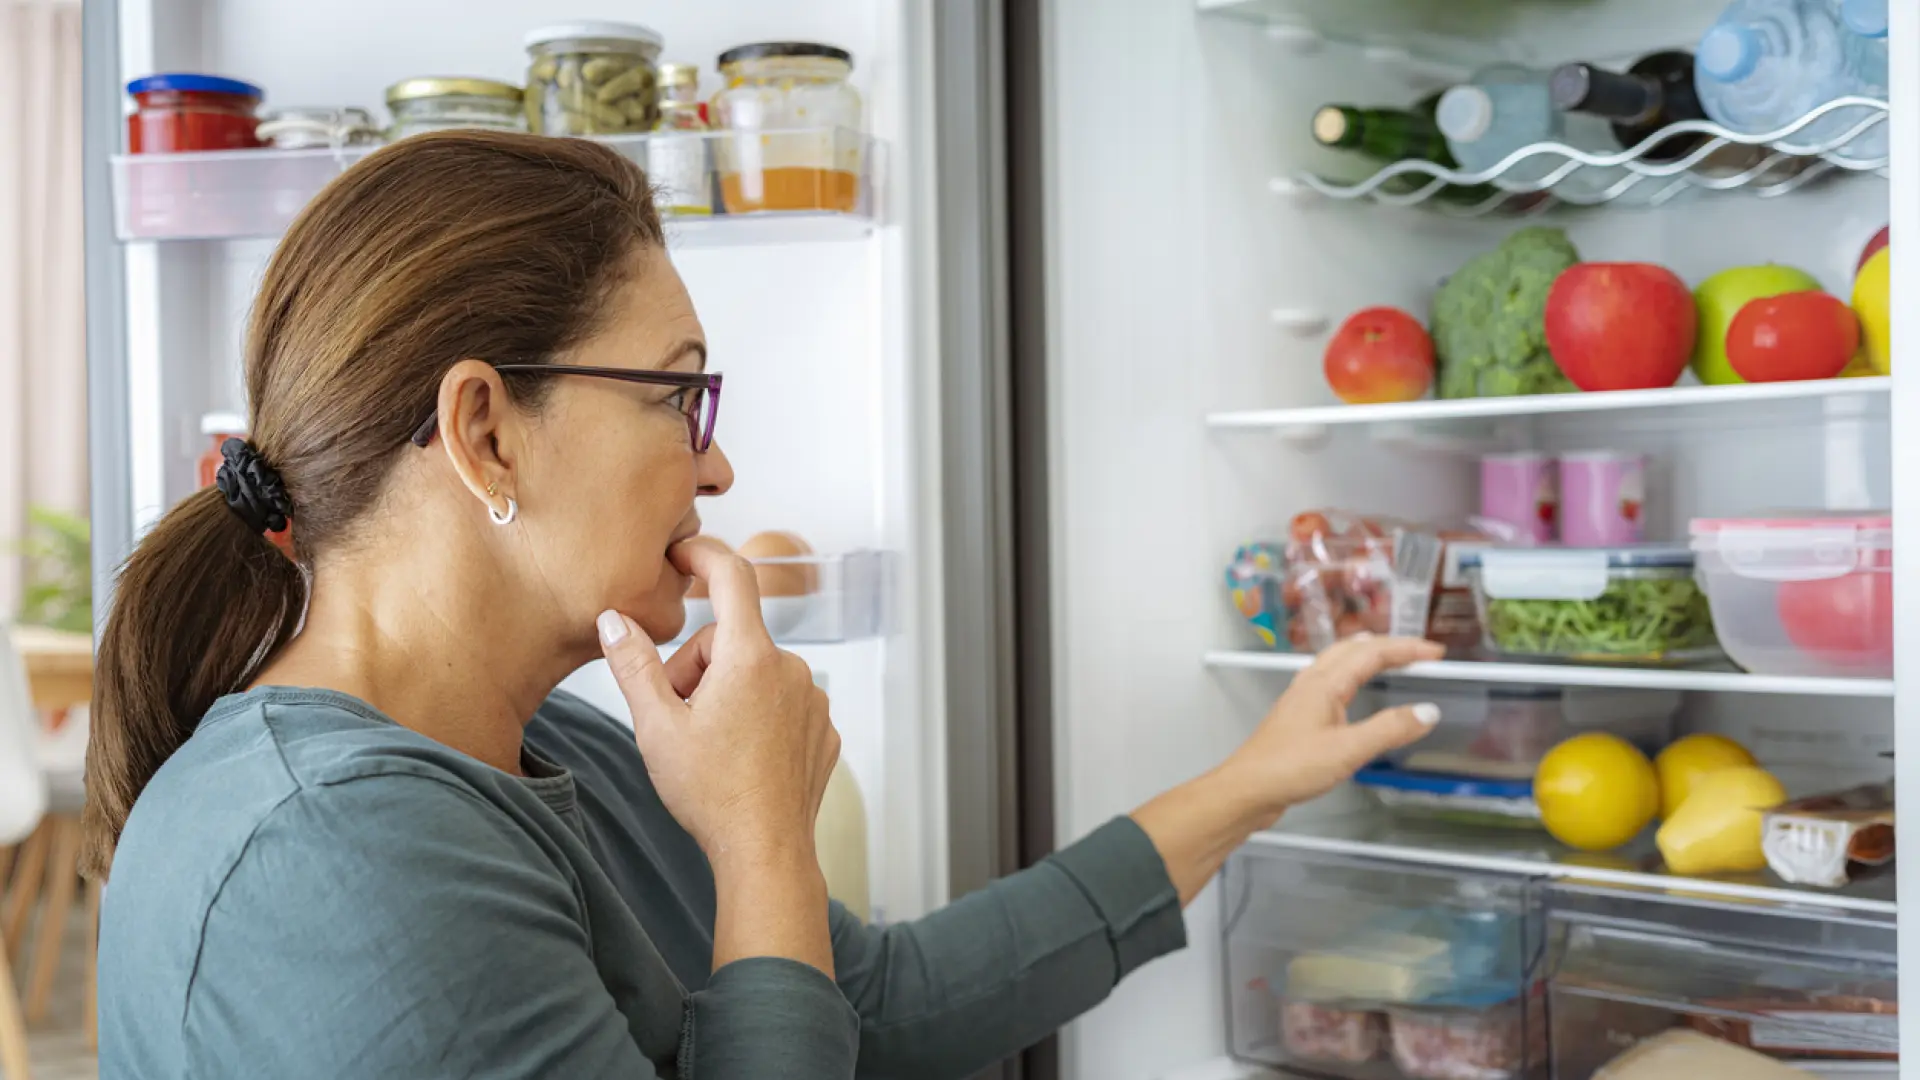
[{"x1": 10, "y1": 902, "x2": 94, "y2": 1080}]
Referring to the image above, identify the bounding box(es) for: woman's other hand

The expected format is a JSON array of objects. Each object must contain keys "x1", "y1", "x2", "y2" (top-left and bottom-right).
[
  {"x1": 1131, "y1": 635, "x2": 1444, "y2": 904},
  {"x1": 597, "y1": 536, "x2": 839, "y2": 975}
]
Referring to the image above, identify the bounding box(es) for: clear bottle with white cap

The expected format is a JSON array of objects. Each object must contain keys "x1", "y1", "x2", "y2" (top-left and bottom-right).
[
  {"x1": 1436, "y1": 66, "x2": 1623, "y2": 201},
  {"x1": 1835, "y1": 0, "x2": 1889, "y2": 163},
  {"x1": 1692, "y1": 0, "x2": 1877, "y2": 157}
]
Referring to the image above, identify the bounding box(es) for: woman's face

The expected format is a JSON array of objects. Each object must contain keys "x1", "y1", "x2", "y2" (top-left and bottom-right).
[{"x1": 516, "y1": 246, "x2": 733, "y2": 643}]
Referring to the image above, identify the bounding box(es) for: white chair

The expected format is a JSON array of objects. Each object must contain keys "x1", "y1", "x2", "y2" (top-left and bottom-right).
[{"x1": 0, "y1": 625, "x2": 47, "y2": 1080}]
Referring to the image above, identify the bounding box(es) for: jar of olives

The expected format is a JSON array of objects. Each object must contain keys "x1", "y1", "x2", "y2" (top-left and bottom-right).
[{"x1": 524, "y1": 21, "x2": 664, "y2": 136}]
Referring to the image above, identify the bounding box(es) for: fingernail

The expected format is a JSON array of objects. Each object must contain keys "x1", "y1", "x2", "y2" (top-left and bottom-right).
[
  {"x1": 598, "y1": 609, "x2": 629, "y2": 646},
  {"x1": 1413, "y1": 703, "x2": 1441, "y2": 726}
]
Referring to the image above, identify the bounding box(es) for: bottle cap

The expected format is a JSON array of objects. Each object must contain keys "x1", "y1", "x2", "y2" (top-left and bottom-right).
[
  {"x1": 1841, "y1": 0, "x2": 1889, "y2": 38},
  {"x1": 1698, "y1": 23, "x2": 1761, "y2": 83},
  {"x1": 1550, "y1": 64, "x2": 1659, "y2": 124},
  {"x1": 1435, "y1": 86, "x2": 1493, "y2": 143},
  {"x1": 1311, "y1": 106, "x2": 1353, "y2": 146}
]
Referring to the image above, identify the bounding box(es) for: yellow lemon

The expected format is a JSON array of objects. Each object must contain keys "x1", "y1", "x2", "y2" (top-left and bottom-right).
[
  {"x1": 1534, "y1": 733, "x2": 1659, "y2": 851},
  {"x1": 1654, "y1": 734, "x2": 1757, "y2": 820},
  {"x1": 1655, "y1": 766, "x2": 1787, "y2": 876},
  {"x1": 1853, "y1": 247, "x2": 1890, "y2": 376}
]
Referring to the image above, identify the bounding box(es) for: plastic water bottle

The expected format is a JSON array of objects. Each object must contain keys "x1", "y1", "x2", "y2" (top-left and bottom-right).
[
  {"x1": 1436, "y1": 65, "x2": 1624, "y2": 201},
  {"x1": 1835, "y1": 0, "x2": 1889, "y2": 163},
  {"x1": 1693, "y1": 0, "x2": 1876, "y2": 156}
]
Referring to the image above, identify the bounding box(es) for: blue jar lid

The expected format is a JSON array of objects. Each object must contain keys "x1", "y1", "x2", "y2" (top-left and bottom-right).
[{"x1": 126, "y1": 73, "x2": 264, "y2": 98}]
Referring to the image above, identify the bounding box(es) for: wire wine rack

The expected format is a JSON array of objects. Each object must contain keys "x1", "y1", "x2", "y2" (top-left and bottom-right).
[{"x1": 1300, "y1": 96, "x2": 1889, "y2": 217}]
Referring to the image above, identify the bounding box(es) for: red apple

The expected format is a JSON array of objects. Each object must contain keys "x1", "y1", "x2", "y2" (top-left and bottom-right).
[
  {"x1": 1858, "y1": 226, "x2": 1889, "y2": 272},
  {"x1": 1544, "y1": 263, "x2": 1697, "y2": 392},
  {"x1": 1323, "y1": 307, "x2": 1434, "y2": 404},
  {"x1": 1726, "y1": 291, "x2": 1859, "y2": 383}
]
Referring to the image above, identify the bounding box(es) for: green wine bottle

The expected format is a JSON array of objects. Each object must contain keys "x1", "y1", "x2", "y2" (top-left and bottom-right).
[{"x1": 1311, "y1": 97, "x2": 1504, "y2": 208}]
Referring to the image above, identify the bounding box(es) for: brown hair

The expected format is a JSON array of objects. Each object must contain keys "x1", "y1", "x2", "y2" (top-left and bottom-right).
[{"x1": 82, "y1": 131, "x2": 665, "y2": 878}]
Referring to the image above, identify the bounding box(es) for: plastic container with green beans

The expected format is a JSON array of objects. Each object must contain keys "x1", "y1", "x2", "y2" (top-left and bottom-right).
[
  {"x1": 523, "y1": 21, "x2": 664, "y2": 136},
  {"x1": 1462, "y1": 546, "x2": 1721, "y2": 665}
]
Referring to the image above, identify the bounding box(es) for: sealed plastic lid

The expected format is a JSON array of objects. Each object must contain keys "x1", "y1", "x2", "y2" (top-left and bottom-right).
[
  {"x1": 525, "y1": 21, "x2": 664, "y2": 51},
  {"x1": 1435, "y1": 85, "x2": 1494, "y2": 142},
  {"x1": 1691, "y1": 512, "x2": 1890, "y2": 581},
  {"x1": 1842, "y1": 0, "x2": 1890, "y2": 38},
  {"x1": 1697, "y1": 23, "x2": 1761, "y2": 83},
  {"x1": 1462, "y1": 545, "x2": 1693, "y2": 601},
  {"x1": 127, "y1": 73, "x2": 263, "y2": 99}
]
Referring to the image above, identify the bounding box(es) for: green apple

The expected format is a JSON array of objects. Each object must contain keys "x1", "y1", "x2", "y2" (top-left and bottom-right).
[{"x1": 1692, "y1": 264, "x2": 1824, "y2": 385}]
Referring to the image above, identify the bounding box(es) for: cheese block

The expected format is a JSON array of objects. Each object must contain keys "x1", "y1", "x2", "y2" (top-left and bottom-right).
[
  {"x1": 1285, "y1": 931, "x2": 1451, "y2": 1003},
  {"x1": 1594, "y1": 1031, "x2": 1817, "y2": 1080}
]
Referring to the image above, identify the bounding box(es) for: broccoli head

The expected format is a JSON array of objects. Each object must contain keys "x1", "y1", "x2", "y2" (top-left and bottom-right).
[{"x1": 1431, "y1": 226, "x2": 1581, "y2": 399}]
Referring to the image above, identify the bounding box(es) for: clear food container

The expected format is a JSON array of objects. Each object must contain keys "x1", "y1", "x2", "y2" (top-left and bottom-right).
[
  {"x1": 1463, "y1": 546, "x2": 1719, "y2": 665},
  {"x1": 386, "y1": 77, "x2": 525, "y2": 139},
  {"x1": 523, "y1": 21, "x2": 663, "y2": 136},
  {"x1": 1690, "y1": 514, "x2": 1892, "y2": 678},
  {"x1": 1353, "y1": 766, "x2": 1542, "y2": 830},
  {"x1": 1367, "y1": 685, "x2": 1678, "y2": 781},
  {"x1": 677, "y1": 550, "x2": 888, "y2": 643},
  {"x1": 711, "y1": 42, "x2": 863, "y2": 213}
]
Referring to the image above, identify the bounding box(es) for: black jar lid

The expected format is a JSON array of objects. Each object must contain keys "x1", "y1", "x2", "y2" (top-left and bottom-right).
[{"x1": 718, "y1": 42, "x2": 853, "y2": 69}]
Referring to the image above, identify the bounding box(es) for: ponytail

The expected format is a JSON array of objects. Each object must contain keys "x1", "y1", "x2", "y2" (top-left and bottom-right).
[{"x1": 80, "y1": 487, "x2": 305, "y2": 879}]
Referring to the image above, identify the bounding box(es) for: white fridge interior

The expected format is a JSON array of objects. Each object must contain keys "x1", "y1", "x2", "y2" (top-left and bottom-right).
[
  {"x1": 97, "y1": 0, "x2": 953, "y2": 928},
  {"x1": 1040, "y1": 1, "x2": 1907, "y2": 1078}
]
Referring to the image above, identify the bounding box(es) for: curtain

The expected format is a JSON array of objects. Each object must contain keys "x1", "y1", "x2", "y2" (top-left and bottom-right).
[{"x1": 0, "y1": 0, "x2": 86, "y2": 618}]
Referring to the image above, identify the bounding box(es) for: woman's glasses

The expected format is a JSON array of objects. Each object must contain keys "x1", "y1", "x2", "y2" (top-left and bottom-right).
[{"x1": 408, "y1": 365, "x2": 724, "y2": 452}]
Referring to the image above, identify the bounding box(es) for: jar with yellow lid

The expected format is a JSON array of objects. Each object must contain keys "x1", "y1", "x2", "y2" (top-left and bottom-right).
[
  {"x1": 385, "y1": 77, "x2": 524, "y2": 140},
  {"x1": 524, "y1": 21, "x2": 663, "y2": 136},
  {"x1": 710, "y1": 43, "x2": 863, "y2": 213}
]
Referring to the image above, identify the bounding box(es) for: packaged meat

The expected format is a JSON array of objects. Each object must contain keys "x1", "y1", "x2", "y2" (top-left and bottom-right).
[
  {"x1": 1762, "y1": 781, "x2": 1895, "y2": 888},
  {"x1": 1279, "y1": 998, "x2": 1386, "y2": 1065},
  {"x1": 1684, "y1": 992, "x2": 1898, "y2": 1060},
  {"x1": 1594, "y1": 1030, "x2": 1819, "y2": 1079},
  {"x1": 1275, "y1": 510, "x2": 1489, "y2": 654},
  {"x1": 1386, "y1": 995, "x2": 1542, "y2": 1080}
]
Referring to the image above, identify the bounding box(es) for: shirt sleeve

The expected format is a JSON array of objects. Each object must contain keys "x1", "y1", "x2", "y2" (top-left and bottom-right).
[
  {"x1": 182, "y1": 774, "x2": 859, "y2": 1080},
  {"x1": 831, "y1": 815, "x2": 1187, "y2": 1079}
]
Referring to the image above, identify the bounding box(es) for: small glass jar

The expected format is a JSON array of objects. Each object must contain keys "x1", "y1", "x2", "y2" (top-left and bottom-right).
[
  {"x1": 255, "y1": 107, "x2": 382, "y2": 150},
  {"x1": 650, "y1": 63, "x2": 712, "y2": 216},
  {"x1": 523, "y1": 21, "x2": 664, "y2": 136},
  {"x1": 711, "y1": 43, "x2": 864, "y2": 213},
  {"x1": 126, "y1": 73, "x2": 265, "y2": 153},
  {"x1": 385, "y1": 77, "x2": 525, "y2": 141}
]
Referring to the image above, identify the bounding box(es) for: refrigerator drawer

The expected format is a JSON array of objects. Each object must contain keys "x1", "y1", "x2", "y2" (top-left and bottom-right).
[
  {"x1": 1222, "y1": 846, "x2": 1547, "y2": 1080},
  {"x1": 1544, "y1": 881, "x2": 1897, "y2": 1078}
]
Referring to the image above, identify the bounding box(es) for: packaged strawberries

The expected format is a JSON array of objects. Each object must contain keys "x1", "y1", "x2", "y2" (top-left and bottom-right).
[{"x1": 1278, "y1": 510, "x2": 1487, "y2": 655}]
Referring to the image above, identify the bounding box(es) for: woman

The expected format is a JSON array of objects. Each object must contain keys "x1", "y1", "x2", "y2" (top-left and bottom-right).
[{"x1": 88, "y1": 132, "x2": 1443, "y2": 1079}]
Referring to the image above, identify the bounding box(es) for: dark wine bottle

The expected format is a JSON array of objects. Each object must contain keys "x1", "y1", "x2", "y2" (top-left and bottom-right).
[{"x1": 1549, "y1": 51, "x2": 1708, "y2": 162}]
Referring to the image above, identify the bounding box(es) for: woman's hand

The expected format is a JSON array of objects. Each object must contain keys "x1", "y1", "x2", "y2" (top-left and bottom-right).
[
  {"x1": 598, "y1": 537, "x2": 840, "y2": 974},
  {"x1": 1132, "y1": 634, "x2": 1444, "y2": 904}
]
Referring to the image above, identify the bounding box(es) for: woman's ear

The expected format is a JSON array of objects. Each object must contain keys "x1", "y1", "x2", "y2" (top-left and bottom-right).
[{"x1": 435, "y1": 360, "x2": 519, "y2": 518}]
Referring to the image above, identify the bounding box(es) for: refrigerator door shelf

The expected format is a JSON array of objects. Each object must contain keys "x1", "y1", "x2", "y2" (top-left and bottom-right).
[
  {"x1": 109, "y1": 126, "x2": 880, "y2": 245},
  {"x1": 674, "y1": 549, "x2": 893, "y2": 645}
]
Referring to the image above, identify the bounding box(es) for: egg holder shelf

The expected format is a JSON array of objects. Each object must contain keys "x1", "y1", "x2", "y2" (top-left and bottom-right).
[
  {"x1": 1295, "y1": 96, "x2": 1889, "y2": 218},
  {"x1": 674, "y1": 549, "x2": 893, "y2": 645}
]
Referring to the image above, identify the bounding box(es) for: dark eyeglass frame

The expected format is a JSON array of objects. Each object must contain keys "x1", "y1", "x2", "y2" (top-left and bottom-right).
[{"x1": 408, "y1": 365, "x2": 724, "y2": 452}]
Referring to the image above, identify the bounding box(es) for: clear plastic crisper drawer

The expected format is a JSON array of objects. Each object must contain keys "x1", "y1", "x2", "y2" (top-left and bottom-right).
[
  {"x1": 1544, "y1": 880, "x2": 1897, "y2": 1078},
  {"x1": 675, "y1": 550, "x2": 891, "y2": 644},
  {"x1": 1222, "y1": 846, "x2": 1547, "y2": 1080}
]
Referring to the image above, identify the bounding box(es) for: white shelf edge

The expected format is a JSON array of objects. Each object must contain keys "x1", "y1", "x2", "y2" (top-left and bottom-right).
[
  {"x1": 1203, "y1": 650, "x2": 1895, "y2": 697},
  {"x1": 1243, "y1": 828, "x2": 1899, "y2": 916},
  {"x1": 1206, "y1": 378, "x2": 1891, "y2": 432}
]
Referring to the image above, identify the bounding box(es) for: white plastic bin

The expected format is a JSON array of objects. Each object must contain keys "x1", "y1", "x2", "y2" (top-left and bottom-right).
[{"x1": 1690, "y1": 514, "x2": 1892, "y2": 678}]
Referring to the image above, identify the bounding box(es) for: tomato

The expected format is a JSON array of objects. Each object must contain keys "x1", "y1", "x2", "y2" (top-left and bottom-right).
[
  {"x1": 1726, "y1": 291, "x2": 1860, "y2": 383},
  {"x1": 1323, "y1": 307, "x2": 1434, "y2": 405},
  {"x1": 1777, "y1": 572, "x2": 1893, "y2": 666}
]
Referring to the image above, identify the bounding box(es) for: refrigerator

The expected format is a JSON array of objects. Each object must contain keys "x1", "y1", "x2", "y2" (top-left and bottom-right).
[{"x1": 79, "y1": 1, "x2": 1915, "y2": 1079}]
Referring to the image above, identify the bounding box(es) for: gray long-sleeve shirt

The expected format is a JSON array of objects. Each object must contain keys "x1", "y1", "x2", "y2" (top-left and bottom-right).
[{"x1": 99, "y1": 687, "x2": 1187, "y2": 1078}]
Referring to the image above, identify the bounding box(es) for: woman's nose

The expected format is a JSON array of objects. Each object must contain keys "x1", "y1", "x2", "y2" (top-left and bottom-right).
[{"x1": 697, "y1": 441, "x2": 734, "y2": 496}]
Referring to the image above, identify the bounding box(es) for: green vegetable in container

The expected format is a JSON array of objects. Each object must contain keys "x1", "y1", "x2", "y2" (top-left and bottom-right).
[
  {"x1": 1431, "y1": 226, "x2": 1581, "y2": 399},
  {"x1": 1484, "y1": 576, "x2": 1716, "y2": 662}
]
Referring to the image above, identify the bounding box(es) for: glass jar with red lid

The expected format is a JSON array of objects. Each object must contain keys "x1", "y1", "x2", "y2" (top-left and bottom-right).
[{"x1": 127, "y1": 73, "x2": 266, "y2": 154}]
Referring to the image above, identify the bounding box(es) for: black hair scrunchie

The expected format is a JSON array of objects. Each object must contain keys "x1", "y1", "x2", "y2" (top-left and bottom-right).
[{"x1": 215, "y1": 438, "x2": 294, "y2": 535}]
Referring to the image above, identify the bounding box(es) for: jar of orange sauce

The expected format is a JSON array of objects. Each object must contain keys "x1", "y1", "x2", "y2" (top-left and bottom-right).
[
  {"x1": 710, "y1": 43, "x2": 863, "y2": 214},
  {"x1": 198, "y1": 412, "x2": 295, "y2": 555}
]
